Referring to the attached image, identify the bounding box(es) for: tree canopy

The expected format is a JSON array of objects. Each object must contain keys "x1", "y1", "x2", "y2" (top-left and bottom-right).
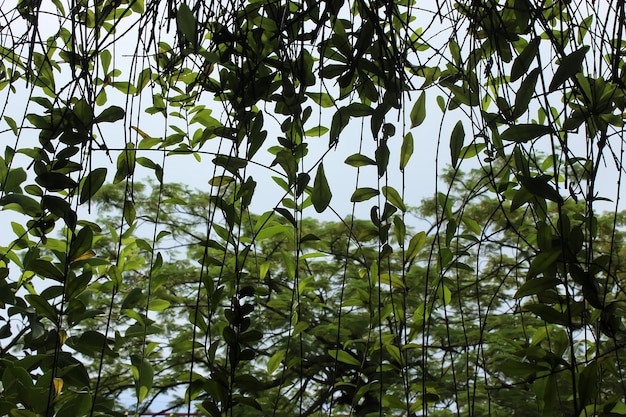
[{"x1": 1, "y1": 0, "x2": 626, "y2": 416}]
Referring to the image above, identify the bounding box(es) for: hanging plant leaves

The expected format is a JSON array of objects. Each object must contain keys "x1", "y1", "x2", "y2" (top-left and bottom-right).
[
  {"x1": 549, "y1": 46, "x2": 590, "y2": 92},
  {"x1": 311, "y1": 163, "x2": 331, "y2": 213}
]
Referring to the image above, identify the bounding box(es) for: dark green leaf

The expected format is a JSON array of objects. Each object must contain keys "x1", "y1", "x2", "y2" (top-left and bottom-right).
[
  {"x1": 578, "y1": 361, "x2": 598, "y2": 406},
  {"x1": 79, "y1": 168, "x2": 107, "y2": 204},
  {"x1": 511, "y1": 37, "x2": 540, "y2": 82},
  {"x1": 94, "y1": 105, "x2": 125, "y2": 123},
  {"x1": 549, "y1": 46, "x2": 590, "y2": 92},
  {"x1": 513, "y1": 68, "x2": 540, "y2": 118},
  {"x1": 345, "y1": 103, "x2": 373, "y2": 117},
  {"x1": 28, "y1": 259, "x2": 65, "y2": 282},
  {"x1": 131, "y1": 354, "x2": 154, "y2": 403},
  {"x1": 515, "y1": 277, "x2": 561, "y2": 298},
  {"x1": 501, "y1": 359, "x2": 550, "y2": 377},
  {"x1": 176, "y1": 3, "x2": 197, "y2": 48},
  {"x1": 36, "y1": 172, "x2": 78, "y2": 191},
  {"x1": 311, "y1": 163, "x2": 332, "y2": 213},
  {"x1": 69, "y1": 226, "x2": 94, "y2": 264},
  {"x1": 500, "y1": 124, "x2": 552, "y2": 143},
  {"x1": 25, "y1": 294, "x2": 57, "y2": 321},
  {"x1": 450, "y1": 121, "x2": 464, "y2": 167},
  {"x1": 330, "y1": 108, "x2": 350, "y2": 145},
  {"x1": 375, "y1": 140, "x2": 389, "y2": 178},
  {"x1": 0, "y1": 194, "x2": 42, "y2": 217},
  {"x1": 518, "y1": 174, "x2": 562, "y2": 203},
  {"x1": 525, "y1": 303, "x2": 569, "y2": 326}
]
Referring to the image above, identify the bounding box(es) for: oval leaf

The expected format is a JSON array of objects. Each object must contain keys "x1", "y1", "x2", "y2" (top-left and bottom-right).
[
  {"x1": 351, "y1": 187, "x2": 379, "y2": 202},
  {"x1": 410, "y1": 91, "x2": 426, "y2": 128},
  {"x1": 500, "y1": 124, "x2": 552, "y2": 143},
  {"x1": 312, "y1": 163, "x2": 332, "y2": 213}
]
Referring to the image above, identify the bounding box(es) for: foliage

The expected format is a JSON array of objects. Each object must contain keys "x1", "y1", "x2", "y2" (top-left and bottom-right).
[{"x1": 1, "y1": 0, "x2": 626, "y2": 416}]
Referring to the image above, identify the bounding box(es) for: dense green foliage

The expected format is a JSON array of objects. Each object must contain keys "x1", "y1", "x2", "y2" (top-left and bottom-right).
[{"x1": 1, "y1": 0, "x2": 626, "y2": 416}]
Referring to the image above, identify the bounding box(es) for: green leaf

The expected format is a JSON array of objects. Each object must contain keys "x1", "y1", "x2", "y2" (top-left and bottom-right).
[
  {"x1": 131, "y1": 354, "x2": 154, "y2": 403},
  {"x1": 25, "y1": 294, "x2": 57, "y2": 321},
  {"x1": 351, "y1": 187, "x2": 379, "y2": 202},
  {"x1": 501, "y1": 359, "x2": 550, "y2": 377},
  {"x1": 518, "y1": 174, "x2": 562, "y2": 203},
  {"x1": 527, "y1": 250, "x2": 561, "y2": 279},
  {"x1": 148, "y1": 299, "x2": 170, "y2": 311},
  {"x1": 410, "y1": 92, "x2": 426, "y2": 128},
  {"x1": 208, "y1": 175, "x2": 234, "y2": 187},
  {"x1": 578, "y1": 361, "x2": 598, "y2": 406},
  {"x1": 328, "y1": 349, "x2": 361, "y2": 367},
  {"x1": 513, "y1": 68, "x2": 540, "y2": 118},
  {"x1": 94, "y1": 105, "x2": 125, "y2": 123},
  {"x1": 0, "y1": 194, "x2": 42, "y2": 217},
  {"x1": 524, "y1": 304, "x2": 569, "y2": 326},
  {"x1": 515, "y1": 277, "x2": 561, "y2": 298},
  {"x1": 28, "y1": 259, "x2": 65, "y2": 281},
  {"x1": 4, "y1": 116, "x2": 17, "y2": 135},
  {"x1": 375, "y1": 140, "x2": 389, "y2": 178},
  {"x1": 438, "y1": 284, "x2": 452, "y2": 305},
  {"x1": 450, "y1": 121, "x2": 464, "y2": 167},
  {"x1": 382, "y1": 186, "x2": 406, "y2": 212},
  {"x1": 405, "y1": 231, "x2": 426, "y2": 265},
  {"x1": 345, "y1": 103, "x2": 373, "y2": 117},
  {"x1": 400, "y1": 132, "x2": 414, "y2": 170},
  {"x1": 36, "y1": 172, "x2": 78, "y2": 192},
  {"x1": 549, "y1": 46, "x2": 590, "y2": 92},
  {"x1": 459, "y1": 143, "x2": 486, "y2": 160},
  {"x1": 330, "y1": 109, "x2": 350, "y2": 145},
  {"x1": 311, "y1": 163, "x2": 332, "y2": 213},
  {"x1": 130, "y1": 0, "x2": 145, "y2": 13},
  {"x1": 176, "y1": 3, "x2": 197, "y2": 48},
  {"x1": 304, "y1": 125, "x2": 329, "y2": 137},
  {"x1": 69, "y1": 226, "x2": 94, "y2": 264},
  {"x1": 511, "y1": 37, "x2": 540, "y2": 82},
  {"x1": 500, "y1": 124, "x2": 552, "y2": 143},
  {"x1": 267, "y1": 350, "x2": 286, "y2": 374},
  {"x1": 79, "y1": 168, "x2": 107, "y2": 204},
  {"x1": 305, "y1": 92, "x2": 334, "y2": 108},
  {"x1": 345, "y1": 153, "x2": 376, "y2": 167}
]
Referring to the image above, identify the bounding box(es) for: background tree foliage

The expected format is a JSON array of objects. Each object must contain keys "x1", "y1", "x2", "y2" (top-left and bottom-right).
[{"x1": 1, "y1": 0, "x2": 626, "y2": 416}]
